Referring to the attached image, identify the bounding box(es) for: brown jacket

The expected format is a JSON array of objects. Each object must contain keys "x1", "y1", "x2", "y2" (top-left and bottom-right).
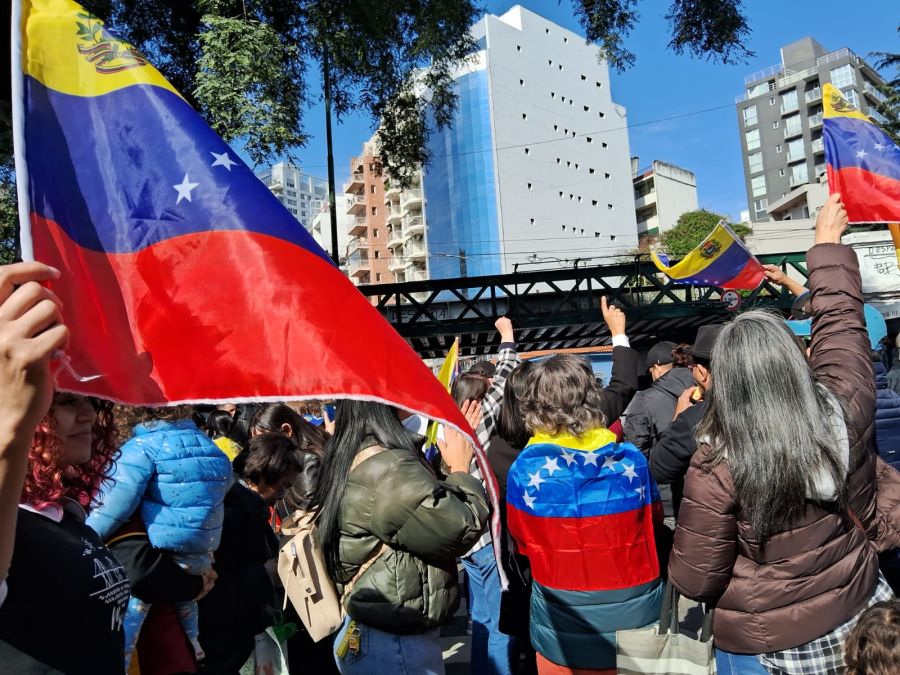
[{"x1": 668, "y1": 243, "x2": 881, "y2": 654}]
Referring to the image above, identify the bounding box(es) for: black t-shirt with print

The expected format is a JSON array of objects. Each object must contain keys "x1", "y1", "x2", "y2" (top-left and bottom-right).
[{"x1": 0, "y1": 506, "x2": 129, "y2": 674}]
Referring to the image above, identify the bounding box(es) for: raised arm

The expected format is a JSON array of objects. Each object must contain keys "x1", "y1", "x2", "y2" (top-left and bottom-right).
[
  {"x1": 806, "y1": 194, "x2": 873, "y2": 458},
  {"x1": 599, "y1": 297, "x2": 639, "y2": 423},
  {"x1": 0, "y1": 263, "x2": 68, "y2": 609},
  {"x1": 479, "y1": 317, "x2": 520, "y2": 445}
]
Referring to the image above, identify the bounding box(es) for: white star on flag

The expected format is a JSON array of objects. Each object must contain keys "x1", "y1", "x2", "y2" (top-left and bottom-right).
[
  {"x1": 560, "y1": 449, "x2": 577, "y2": 466},
  {"x1": 635, "y1": 485, "x2": 646, "y2": 500},
  {"x1": 874, "y1": 142, "x2": 886, "y2": 151},
  {"x1": 173, "y1": 173, "x2": 199, "y2": 204},
  {"x1": 583, "y1": 450, "x2": 599, "y2": 466},
  {"x1": 523, "y1": 490, "x2": 536, "y2": 509},
  {"x1": 621, "y1": 462, "x2": 639, "y2": 483},
  {"x1": 856, "y1": 149, "x2": 867, "y2": 159},
  {"x1": 210, "y1": 151, "x2": 238, "y2": 171},
  {"x1": 528, "y1": 471, "x2": 546, "y2": 490},
  {"x1": 601, "y1": 454, "x2": 617, "y2": 471},
  {"x1": 543, "y1": 457, "x2": 561, "y2": 476}
]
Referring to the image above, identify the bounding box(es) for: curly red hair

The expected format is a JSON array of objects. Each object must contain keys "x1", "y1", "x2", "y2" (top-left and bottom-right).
[{"x1": 21, "y1": 399, "x2": 120, "y2": 510}]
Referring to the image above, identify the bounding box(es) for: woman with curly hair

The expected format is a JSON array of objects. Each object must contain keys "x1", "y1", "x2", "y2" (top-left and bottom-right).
[
  {"x1": 507, "y1": 348, "x2": 663, "y2": 675},
  {"x1": 0, "y1": 262, "x2": 129, "y2": 674}
]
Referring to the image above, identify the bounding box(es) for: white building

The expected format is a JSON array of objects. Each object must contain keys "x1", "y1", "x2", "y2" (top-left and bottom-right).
[
  {"x1": 746, "y1": 179, "x2": 827, "y2": 255},
  {"x1": 310, "y1": 196, "x2": 353, "y2": 264},
  {"x1": 423, "y1": 5, "x2": 638, "y2": 279},
  {"x1": 255, "y1": 162, "x2": 329, "y2": 226},
  {"x1": 631, "y1": 158, "x2": 698, "y2": 236}
]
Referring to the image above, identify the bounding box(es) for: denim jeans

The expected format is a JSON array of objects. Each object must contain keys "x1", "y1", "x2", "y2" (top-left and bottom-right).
[
  {"x1": 333, "y1": 616, "x2": 444, "y2": 675},
  {"x1": 463, "y1": 545, "x2": 517, "y2": 675},
  {"x1": 715, "y1": 648, "x2": 768, "y2": 674}
]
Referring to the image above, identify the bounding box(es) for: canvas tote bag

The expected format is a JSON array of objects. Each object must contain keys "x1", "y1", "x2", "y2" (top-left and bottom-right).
[
  {"x1": 616, "y1": 582, "x2": 716, "y2": 675},
  {"x1": 278, "y1": 445, "x2": 387, "y2": 641}
]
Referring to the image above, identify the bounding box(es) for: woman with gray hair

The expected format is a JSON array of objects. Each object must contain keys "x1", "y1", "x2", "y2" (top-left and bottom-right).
[
  {"x1": 506, "y1": 299, "x2": 663, "y2": 674},
  {"x1": 669, "y1": 194, "x2": 898, "y2": 675}
]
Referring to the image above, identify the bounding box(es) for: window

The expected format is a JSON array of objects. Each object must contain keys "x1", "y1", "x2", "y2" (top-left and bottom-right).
[
  {"x1": 517, "y1": 45, "x2": 521, "y2": 52},
  {"x1": 527, "y1": 182, "x2": 533, "y2": 190},
  {"x1": 772, "y1": 121, "x2": 780, "y2": 129},
  {"x1": 754, "y1": 198, "x2": 768, "y2": 216},
  {"x1": 566, "y1": 161, "x2": 571, "y2": 167},
  {"x1": 374, "y1": 250, "x2": 380, "y2": 259},
  {"x1": 784, "y1": 114, "x2": 802, "y2": 137},
  {"x1": 522, "y1": 113, "x2": 527, "y2": 120},
  {"x1": 558, "y1": 65, "x2": 563, "y2": 71},
  {"x1": 745, "y1": 128, "x2": 761, "y2": 151},
  {"x1": 554, "y1": 124, "x2": 558, "y2": 131},
  {"x1": 581, "y1": 74, "x2": 586, "y2": 81},
  {"x1": 371, "y1": 206, "x2": 377, "y2": 216},
  {"x1": 596, "y1": 81, "x2": 603, "y2": 88},
  {"x1": 786, "y1": 138, "x2": 805, "y2": 162},
  {"x1": 592, "y1": 200, "x2": 598, "y2": 206},
  {"x1": 751, "y1": 175, "x2": 766, "y2": 197},
  {"x1": 370, "y1": 185, "x2": 376, "y2": 193},
  {"x1": 748, "y1": 152, "x2": 763, "y2": 174},
  {"x1": 602, "y1": 142, "x2": 608, "y2": 148},
  {"x1": 843, "y1": 89, "x2": 860, "y2": 108},
  {"x1": 781, "y1": 89, "x2": 799, "y2": 114},
  {"x1": 747, "y1": 82, "x2": 770, "y2": 98},
  {"x1": 743, "y1": 105, "x2": 758, "y2": 127},
  {"x1": 769, "y1": 96, "x2": 776, "y2": 106},
  {"x1": 604, "y1": 173, "x2": 611, "y2": 179},
  {"x1": 551, "y1": 92, "x2": 555, "y2": 99},
  {"x1": 375, "y1": 273, "x2": 382, "y2": 282},
  {"x1": 564, "y1": 37, "x2": 568, "y2": 44},
  {"x1": 607, "y1": 204, "x2": 614, "y2": 210},
  {"x1": 598, "y1": 111, "x2": 605, "y2": 118},
  {"x1": 519, "y1": 79, "x2": 524, "y2": 86},
  {"x1": 530, "y1": 218, "x2": 535, "y2": 225},
  {"x1": 776, "y1": 144, "x2": 783, "y2": 153},
  {"x1": 830, "y1": 64, "x2": 855, "y2": 90},
  {"x1": 588, "y1": 168, "x2": 595, "y2": 174},
  {"x1": 791, "y1": 162, "x2": 809, "y2": 185},
  {"x1": 779, "y1": 168, "x2": 785, "y2": 177},
  {"x1": 525, "y1": 148, "x2": 530, "y2": 155},
  {"x1": 556, "y1": 158, "x2": 561, "y2": 164},
  {"x1": 373, "y1": 228, "x2": 379, "y2": 237},
  {"x1": 586, "y1": 136, "x2": 593, "y2": 144}
]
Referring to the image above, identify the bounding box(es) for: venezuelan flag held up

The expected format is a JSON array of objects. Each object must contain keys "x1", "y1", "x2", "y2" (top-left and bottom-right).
[
  {"x1": 11, "y1": 0, "x2": 480, "y2": 437},
  {"x1": 823, "y1": 83, "x2": 900, "y2": 224},
  {"x1": 651, "y1": 222, "x2": 765, "y2": 290}
]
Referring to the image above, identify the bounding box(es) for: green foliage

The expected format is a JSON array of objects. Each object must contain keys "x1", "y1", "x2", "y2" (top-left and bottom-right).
[
  {"x1": 870, "y1": 31, "x2": 900, "y2": 145},
  {"x1": 0, "y1": 177, "x2": 18, "y2": 264},
  {"x1": 572, "y1": 0, "x2": 753, "y2": 72},
  {"x1": 659, "y1": 209, "x2": 751, "y2": 257}
]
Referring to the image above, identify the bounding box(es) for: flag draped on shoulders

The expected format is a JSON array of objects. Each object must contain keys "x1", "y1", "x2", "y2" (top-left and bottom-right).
[
  {"x1": 651, "y1": 222, "x2": 764, "y2": 290},
  {"x1": 506, "y1": 428, "x2": 663, "y2": 670},
  {"x1": 823, "y1": 82, "x2": 900, "y2": 224}
]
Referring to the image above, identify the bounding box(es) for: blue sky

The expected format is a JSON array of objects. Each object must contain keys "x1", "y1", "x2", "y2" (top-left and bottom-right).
[{"x1": 258, "y1": 0, "x2": 898, "y2": 222}]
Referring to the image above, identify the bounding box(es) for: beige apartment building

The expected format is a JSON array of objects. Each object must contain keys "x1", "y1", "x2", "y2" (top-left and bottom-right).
[{"x1": 344, "y1": 138, "x2": 393, "y2": 286}]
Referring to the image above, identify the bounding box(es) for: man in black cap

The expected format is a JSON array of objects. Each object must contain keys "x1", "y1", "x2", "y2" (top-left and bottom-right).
[{"x1": 649, "y1": 324, "x2": 723, "y2": 521}]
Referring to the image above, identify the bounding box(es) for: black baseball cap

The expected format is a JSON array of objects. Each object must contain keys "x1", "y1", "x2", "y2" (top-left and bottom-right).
[{"x1": 645, "y1": 341, "x2": 676, "y2": 371}]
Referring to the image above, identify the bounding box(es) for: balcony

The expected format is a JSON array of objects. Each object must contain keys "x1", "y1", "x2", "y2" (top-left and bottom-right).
[
  {"x1": 403, "y1": 215, "x2": 424, "y2": 237},
  {"x1": 811, "y1": 138, "x2": 824, "y2": 154},
  {"x1": 805, "y1": 87, "x2": 822, "y2": 104},
  {"x1": 634, "y1": 190, "x2": 657, "y2": 212},
  {"x1": 347, "y1": 193, "x2": 366, "y2": 215},
  {"x1": 344, "y1": 171, "x2": 364, "y2": 193},
  {"x1": 387, "y1": 226, "x2": 404, "y2": 247},
  {"x1": 384, "y1": 180, "x2": 401, "y2": 198},
  {"x1": 349, "y1": 216, "x2": 367, "y2": 237},
  {"x1": 790, "y1": 171, "x2": 810, "y2": 188},
  {"x1": 783, "y1": 124, "x2": 803, "y2": 140},
  {"x1": 347, "y1": 250, "x2": 370, "y2": 277},
  {"x1": 389, "y1": 255, "x2": 406, "y2": 273},
  {"x1": 777, "y1": 65, "x2": 819, "y2": 90},
  {"x1": 808, "y1": 113, "x2": 823, "y2": 129},
  {"x1": 406, "y1": 237, "x2": 427, "y2": 260},
  {"x1": 863, "y1": 81, "x2": 887, "y2": 104},
  {"x1": 814, "y1": 163, "x2": 826, "y2": 178},
  {"x1": 744, "y1": 64, "x2": 782, "y2": 86},
  {"x1": 386, "y1": 204, "x2": 403, "y2": 225},
  {"x1": 400, "y1": 188, "x2": 423, "y2": 212},
  {"x1": 405, "y1": 264, "x2": 427, "y2": 283},
  {"x1": 787, "y1": 149, "x2": 807, "y2": 164}
]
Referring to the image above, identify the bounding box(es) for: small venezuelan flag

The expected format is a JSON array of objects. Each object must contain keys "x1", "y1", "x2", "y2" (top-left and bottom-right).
[
  {"x1": 424, "y1": 338, "x2": 460, "y2": 450},
  {"x1": 823, "y1": 83, "x2": 900, "y2": 225},
  {"x1": 651, "y1": 222, "x2": 764, "y2": 290}
]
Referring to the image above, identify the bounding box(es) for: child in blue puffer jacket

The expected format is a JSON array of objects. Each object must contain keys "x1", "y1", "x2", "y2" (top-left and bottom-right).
[{"x1": 87, "y1": 407, "x2": 233, "y2": 668}]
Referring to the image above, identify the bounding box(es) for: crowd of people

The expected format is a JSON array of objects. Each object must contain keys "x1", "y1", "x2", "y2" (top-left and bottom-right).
[{"x1": 1, "y1": 193, "x2": 900, "y2": 675}]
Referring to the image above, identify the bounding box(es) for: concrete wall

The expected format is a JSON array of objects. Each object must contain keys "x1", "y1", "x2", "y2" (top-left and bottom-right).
[{"x1": 652, "y1": 161, "x2": 698, "y2": 234}]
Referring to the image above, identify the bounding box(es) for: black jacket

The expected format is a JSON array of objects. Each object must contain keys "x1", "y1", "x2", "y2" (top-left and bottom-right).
[
  {"x1": 199, "y1": 481, "x2": 279, "y2": 674},
  {"x1": 622, "y1": 367, "x2": 695, "y2": 454},
  {"x1": 601, "y1": 345, "x2": 640, "y2": 424},
  {"x1": 649, "y1": 401, "x2": 706, "y2": 517}
]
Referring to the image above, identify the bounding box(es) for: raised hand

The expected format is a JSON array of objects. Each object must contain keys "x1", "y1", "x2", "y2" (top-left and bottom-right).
[
  {"x1": 600, "y1": 296, "x2": 626, "y2": 337},
  {"x1": 494, "y1": 316, "x2": 514, "y2": 343},
  {"x1": 815, "y1": 193, "x2": 849, "y2": 245}
]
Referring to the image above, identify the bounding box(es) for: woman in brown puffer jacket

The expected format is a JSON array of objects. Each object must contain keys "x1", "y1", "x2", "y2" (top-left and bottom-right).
[{"x1": 669, "y1": 195, "x2": 897, "y2": 675}]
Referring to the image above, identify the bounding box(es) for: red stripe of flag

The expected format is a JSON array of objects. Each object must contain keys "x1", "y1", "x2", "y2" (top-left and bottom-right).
[
  {"x1": 827, "y1": 166, "x2": 900, "y2": 224},
  {"x1": 507, "y1": 501, "x2": 661, "y2": 591}
]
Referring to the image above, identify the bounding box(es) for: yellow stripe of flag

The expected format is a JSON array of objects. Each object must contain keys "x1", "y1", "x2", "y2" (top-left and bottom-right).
[
  {"x1": 651, "y1": 223, "x2": 736, "y2": 279},
  {"x1": 22, "y1": 0, "x2": 180, "y2": 98},
  {"x1": 425, "y1": 338, "x2": 459, "y2": 448}
]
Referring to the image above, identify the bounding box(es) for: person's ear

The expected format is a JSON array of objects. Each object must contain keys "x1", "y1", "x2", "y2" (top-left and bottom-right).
[{"x1": 281, "y1": 422, "x2": 294, "y2": 437}]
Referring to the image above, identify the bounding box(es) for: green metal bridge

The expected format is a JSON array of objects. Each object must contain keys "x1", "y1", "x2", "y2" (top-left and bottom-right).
[{"x1": 358, "y1": 253, "x2": 809, "y2": 359}]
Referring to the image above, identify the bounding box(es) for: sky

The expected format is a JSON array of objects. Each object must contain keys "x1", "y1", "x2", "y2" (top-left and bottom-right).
[{"x1": 255, "y1": 0, "x2": 898, "y2": 222}]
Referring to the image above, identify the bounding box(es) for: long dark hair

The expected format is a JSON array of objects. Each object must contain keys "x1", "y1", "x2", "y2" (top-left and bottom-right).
[
  {"x1": 698, "y1": 311, "x2": 848, "y2": 543},
  {"x1": 311, "y1": 400, "x2": 423, "y2": 581},
  {"x1": 497, "y1": 361, "x2": 534, "y2": 449},
  {"x1": 206, "y1": 409, "x2": 236, "y2": 440},
  {"x1": 450, "y1": 373, "x2": 490, "y2": 407},
  {"x1": 251, "y1": 402, "x2": 328, "y2": 454}
]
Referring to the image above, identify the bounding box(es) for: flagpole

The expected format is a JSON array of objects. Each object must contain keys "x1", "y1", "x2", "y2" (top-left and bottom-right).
[
  {"x1": 322, "y1": 47, "x2": 340, "y2": 265},
  {"x1": 9, "y1": 0, "x2": 32, "y2": 261}
]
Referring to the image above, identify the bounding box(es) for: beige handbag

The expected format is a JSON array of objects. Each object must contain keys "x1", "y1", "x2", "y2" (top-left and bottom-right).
[{"x1": 278, "y1": 445, "x2": 387, "y2": 642}]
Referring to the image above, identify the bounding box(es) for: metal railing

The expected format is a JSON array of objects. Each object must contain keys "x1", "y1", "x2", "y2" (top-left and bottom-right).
[
  {"x1": 783, "y1": 123, "x2": 803, "y2": 139},
  {"x1": 811, "y1": 138, "x2": 824, "y2": 153},
  {"x1": 805, "y1": 87, "x2": 822, "y2": 103},
  {"x1": 777, "y1": 66, "x2": 818, "y2": 89},
  {"x1": 808, "y1": 113, "x2": 823, "y2": 128},
  {"x1": 387, "y1": 227, "x2": 404, "y2": 246},
  {"x1": 863, "y1": 81, "x2": 887, "y2": 103},
  {"x1": 745, "y1": 64, "x2": 784, "y2": 85}
]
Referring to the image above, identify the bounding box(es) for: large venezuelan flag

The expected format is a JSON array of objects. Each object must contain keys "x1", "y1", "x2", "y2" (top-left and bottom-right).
[
  {"x1": 823, "y1": 83, "x2": 900, "y2": 224},
  {"x1": 651, "y1": 222, "x2": 764, "y2": 289},
  {"x1": 11, "y1": 0, "x2": 480, "y2": 428}
]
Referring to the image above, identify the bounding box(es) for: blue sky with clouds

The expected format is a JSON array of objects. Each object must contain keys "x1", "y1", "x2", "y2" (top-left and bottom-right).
[{"x1": 259, "y1": 0, "x2": 898, "y2": 222}]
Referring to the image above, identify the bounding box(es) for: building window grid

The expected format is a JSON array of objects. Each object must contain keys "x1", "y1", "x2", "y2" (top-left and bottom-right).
[{"x1": 743, "y1": 105, "x2": 758, "y2": 127}]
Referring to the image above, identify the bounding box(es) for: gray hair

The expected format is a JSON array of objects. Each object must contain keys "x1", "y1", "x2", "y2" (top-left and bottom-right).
[
  {"x1": 520, "y1": 355, "x2": 607, "y2": 437},
  {"x1": 698, "y1": 310, "x2": 847, "y2": 542}
]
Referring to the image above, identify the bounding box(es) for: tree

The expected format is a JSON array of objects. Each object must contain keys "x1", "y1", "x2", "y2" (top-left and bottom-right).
[
  {"x1": 870, "y1": 30, "x2": 900, "y2": 144},
  {"x1": 0, "y1": 178, "x2": 16, "y2": 264},
  {"x1": 570, "y1": 0, "x2": 754, "y2": 71},
  {"x1": 659, "y1": 209, "x2": 751, "y2": 257}
]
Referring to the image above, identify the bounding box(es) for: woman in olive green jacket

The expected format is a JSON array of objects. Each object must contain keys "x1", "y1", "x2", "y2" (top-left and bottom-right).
[{"x1": 313, "y1": 400, "x2": 490, "y2": 675}]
